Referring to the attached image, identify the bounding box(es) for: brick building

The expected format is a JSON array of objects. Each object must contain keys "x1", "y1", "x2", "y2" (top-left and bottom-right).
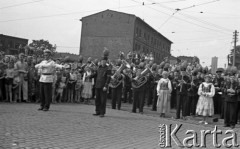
[
  {"x1": 0, "y1": 34, "x2": 28, "y2": 55},
  {"x1": 79, "y1": 10, "x2": 172, "y2": 63}
]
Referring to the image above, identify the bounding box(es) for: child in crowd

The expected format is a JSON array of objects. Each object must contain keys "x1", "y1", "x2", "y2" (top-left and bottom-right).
[
  {"x1": 52, "y1": 71, "x2": 58, "y2": 104},
  {"x1": 5, "y1": 61, "x2": 15, "y2": 102},
  {"x1": 12, "y1": 70, "x2": 20, "y2": 102},
  {"x1": 54, "y1": 76, "x2": 66, "y2": 103},
  {"x1": 67, "y1": 68, "x2": 77, "y2": 103},
  {"x1": 75, "y1": 73, "x2": 83, "y2": 103}
]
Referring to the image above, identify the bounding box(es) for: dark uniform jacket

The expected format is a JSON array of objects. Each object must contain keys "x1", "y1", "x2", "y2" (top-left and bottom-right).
[
  {"x1": 188, "y1": 77, "x2": 200, "y2": 97},
  {"x1": 94, "y1": 65, "x2": 111, "y2": 89},
  {"x1": 224, "y1": 81, "x2": 239, "y2": 102},
  {"x1": 176, "y1": 75, "x2": 191, "y2": 95}
]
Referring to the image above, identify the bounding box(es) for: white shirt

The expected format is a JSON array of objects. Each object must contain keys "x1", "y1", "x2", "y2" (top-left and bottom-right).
[{"x1": 35, "y1": 59, "x2": 63, "y2": 83}]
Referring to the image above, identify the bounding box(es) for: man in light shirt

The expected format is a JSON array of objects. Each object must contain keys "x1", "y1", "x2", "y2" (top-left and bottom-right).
[
  {"x1": 14, "y1": 53, "x2": 28, "y2": 102},
  {"x1": 35, "y1": 49, "x2": 63, "y2": 111}
]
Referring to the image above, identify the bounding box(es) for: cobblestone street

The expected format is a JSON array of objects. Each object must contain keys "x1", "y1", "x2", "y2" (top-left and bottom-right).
[{"x1": 0, "y1": 102, "x2": 239, "y2": 149}]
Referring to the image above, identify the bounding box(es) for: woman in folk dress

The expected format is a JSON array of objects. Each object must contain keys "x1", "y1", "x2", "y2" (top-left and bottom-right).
[
  {"x1": 196, "y1": 74, "x2": 215, "y2": 125},
  {"x1": 157, "y1": 71, "x2": 172, "y2": 117},
  {"x1": 82, "y1": 67, "x2": 93, "y2": 104}
]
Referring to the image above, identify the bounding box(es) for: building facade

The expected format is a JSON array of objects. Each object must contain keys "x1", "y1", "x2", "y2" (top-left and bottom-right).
[
  {"x1": 177, "y1": 56, "x2": 200, "y2": 64},
  {"x1": 0, "y1": 34, "x2": 28, "y2": 55},
  {"x1": 79, "y1": 10, "x2": 172, "y2": 63}
]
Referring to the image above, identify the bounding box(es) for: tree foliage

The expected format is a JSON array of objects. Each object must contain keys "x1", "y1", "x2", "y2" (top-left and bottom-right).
[{"x1": 27, "y1": 39, "x2": 56, "y2": 56}]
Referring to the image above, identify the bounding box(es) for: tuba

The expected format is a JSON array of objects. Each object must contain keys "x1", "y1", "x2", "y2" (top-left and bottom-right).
[
  {"x1": 132, "y1": 65, "x2": 152, "y2": 89},
  {"x1": 109, "y1": 60, "x2": 130, "y2": 88}
]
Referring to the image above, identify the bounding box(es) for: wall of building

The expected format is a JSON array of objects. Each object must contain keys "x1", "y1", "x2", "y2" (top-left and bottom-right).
[
  {"x1": 80, "y1": 10, "x2": 135, "y2": 61},
  {"x1": 0, "y1": 34, "x2": 28, "y2": 55},
  {"x1": 133, "y1": 18, "x2": 172, "y2": 63}
]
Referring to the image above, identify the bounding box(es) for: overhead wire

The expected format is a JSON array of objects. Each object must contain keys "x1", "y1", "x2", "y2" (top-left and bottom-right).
[
  {"x1": 145, "y1": 0, "x2": 232, "y2": 35},
  {"x1": 0, "y1": 0, "x2": 44, "y2": 10},
  {"x1": 0, "y1": 3, "x2": 156, "y2": 23}
]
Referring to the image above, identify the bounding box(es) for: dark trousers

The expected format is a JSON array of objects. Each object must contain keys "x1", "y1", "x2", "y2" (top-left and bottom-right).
[
  {"x1": 170, "y1": 90, "x2": 177, "y2": 109},
  {"x1": 123, "y1": 86, "x2": 132, "y2": 103},
  {"x1": 92, "y1": 85, "x2": 95, "y2": 98},
  {"x1": 220, "y1": 97, "x2": 225, "y2": 119},
  {"x1": 213, "y1": 94, "x2": 222, "y2": 115},
  {"x1": 224, "y1": 101, "x2": 238, "y2": 126},
  {"x1": 0, "y1": 78, "x2": 4, "y2": 101},
  {"x1": 152, "y1": 85, "x2": 158, "y2": 111},
  {"x1": 147, "y1": 86, "x2": 153, "y2": 106},
  {"x1": 176, "y1": 94, "x2": 188, "y2": 118},
  {"x1": 40, "y1": 82, "x2": 52, "y2": 109},
  {"x1": 235, "y1": 101, "x2": 240, "y2": 124},
  {"x1": 132, "y1": 87, "x2": 145, "y2": 113},
  {"x1": 111, "y1": 85, "x2": 122, "y2": 110},
  {"x1": 189, "y1": 95, "x2": 198, "y2": 115},
  {"x1": 95, "y1": 88, "x2": 107, "y2": 115}
]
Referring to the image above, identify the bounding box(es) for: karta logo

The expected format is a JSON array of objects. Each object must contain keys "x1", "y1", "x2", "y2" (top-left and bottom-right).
[{"x1": 158, "y1": 124, "x2": 239, "y2": 148}]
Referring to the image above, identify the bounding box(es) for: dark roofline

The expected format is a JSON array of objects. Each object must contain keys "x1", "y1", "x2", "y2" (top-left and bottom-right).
[
  {"x1": 0, "y1": 34, "x2": 28, "y2": 41},
  {"x1": 80, "y1": 9, "x2": 135, "y2": 21},
  {"x1": 135, "y1": 17, "x2": 172, "y2": 44}
]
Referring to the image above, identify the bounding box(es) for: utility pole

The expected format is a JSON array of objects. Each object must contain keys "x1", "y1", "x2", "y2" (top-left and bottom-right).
[{"x1": 233, "y1": 30, "x2": 239, "y2": 66}]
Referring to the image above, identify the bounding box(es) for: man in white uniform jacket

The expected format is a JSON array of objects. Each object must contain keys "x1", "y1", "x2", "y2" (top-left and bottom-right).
[{"x1": 35, "y1": 49, "x2": 63, "y2": 111}]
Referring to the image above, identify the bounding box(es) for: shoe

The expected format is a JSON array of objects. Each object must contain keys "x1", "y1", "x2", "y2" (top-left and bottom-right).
[
  {"x1": 43, "y1": 108, "x2": 49, "y2": 111},
  {"x1": 38, "y1": 107, "x2": 43, "y2": 111},
  {"x1": 132, "y1": 111, "x2": 136, "y2": 113},
  {"x1": 162, "y1": 113, "x2": 166, "y2": 118},
  {"x1": 231, "y1": 125, "x2": 235, "y2": 129},
  {"x1": 93, "y1": 113, "x2": 100, "y2": 116},
  {"x1": 99, "y1": 115, "x2": 104, "y2": 117},
  {"x1": 204, "y1": 121, "x2": 208, "y2": 125},
  {"x1": 224, "y1": 124, "x2": 230, "y2": 127},
  {"x1": 199, "y1": 121, "x2": 204, "y2": 124},
  {"x1": 182, "y1": 117, "x2": 187, "y2": 120},
  {"x1": 139, "y1": 112, "x2": 143, "y2": 114}
]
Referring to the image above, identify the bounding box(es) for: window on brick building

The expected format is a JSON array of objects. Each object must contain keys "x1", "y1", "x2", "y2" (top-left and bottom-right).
[
  {"x1": 144, "y1": 32, "x2": 148, "y2": 41},
  {"x1": 8, "y1": 41, "x2": 13, "y2": 48},
  {"x1": 135, "y1": 43, "x2": 138, "y2": 51},
  {"x1": 15, "y1": 43, "x2": 20, "y2": 49},
  {"x1": 139, "y1": 29, "x2": 142, "y2": 37},
  {"x1": 135, "y1": 28, "x2": 138, "y2": 37}
]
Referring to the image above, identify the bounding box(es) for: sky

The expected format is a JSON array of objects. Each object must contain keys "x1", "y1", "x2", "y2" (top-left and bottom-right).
[{"x1": 0, "y1": 0, "x2": 239, "y2": 67}]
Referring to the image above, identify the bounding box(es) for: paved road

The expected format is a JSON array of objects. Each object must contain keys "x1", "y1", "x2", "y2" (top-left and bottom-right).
[{"x1": 0, "y1": 102, "x2": 239, "y2": 149}]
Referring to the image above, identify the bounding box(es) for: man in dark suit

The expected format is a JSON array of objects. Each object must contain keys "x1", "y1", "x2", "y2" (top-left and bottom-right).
[
  {"x1": 92, "y1": 54, "x2": 111, "y2": 117},
  {"x1": 176, "y1": 67, "x2": 191, "y2": 119},
  {"x1": 213, "y1": 68, "x2": 224, "y2": 116}
]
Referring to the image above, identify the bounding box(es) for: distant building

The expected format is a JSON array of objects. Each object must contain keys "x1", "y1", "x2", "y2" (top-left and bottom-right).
[
  {"x1": 0, "y1": 34, "x2": 28, "y2": 55},
  {"x1": 79, "y1": 10, "x2": 172, "y2": 63},
  {"x1": 228, "y1": 45, "x2": 240, "y2": 69},
  {"x1": 169, "y1": 56, "x2": 180, "y2": 65},
  {"x1": 177, "y1": 56, "x2": 200, "y2": 64},
  {"x1": 211, "y1": 57, "x2": 218, "y2": 74},
  {"x1": 53, "y1": 52, "x2": 79, "y2": 61}
]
